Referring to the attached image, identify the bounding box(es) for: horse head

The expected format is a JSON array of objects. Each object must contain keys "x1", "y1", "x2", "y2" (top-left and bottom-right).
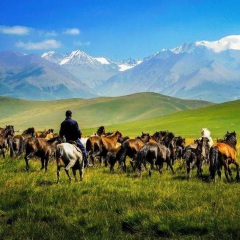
[
  {"x1": 97, "y1": 126, "x2": 105, "y2": 136},
  {"x1": 4, "y1": 125, "x2": 15, "y2": 138},
  {"x1": 22, "y1": 127, "x2": 36, "y2": 137},
  {"x1": 224, "y1": 131, "x2": 237, "y2": 149}
]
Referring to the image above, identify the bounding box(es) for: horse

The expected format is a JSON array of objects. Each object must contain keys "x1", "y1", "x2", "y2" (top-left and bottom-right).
[
  {"x1": 8, "y1": 127, "x2": 36, "y2": 157},
  {"x1": 115, "y1": 132, "x2": 151, "y2": 172},
  {"x1": 0, "y1": 125, "x2": 15, "y2": 138},
  {"x1": 151, "y1": 130, "x2": 168, "y2": 143},
  {"x1": 135, "y1": 142, "x2": 173, "y2": 177},
  {"x1": 0, "y1": 136, "x2": 8, "y2": 158},
  {"x1": 201, "y1": 128, "x2": 213, "y2": 148},
  {"x1": 209, "y1": 131, "x2": 239, "y2": 182},
  {"x1": 24, "y1": 136, "x2": 62, "y2": 172},
  {"x1": 55, "y1": 143, "x2": 84, "y2": 183},
  {"x1": 173, "y1": 136, "x2": 186, "y2": 161},
  {"x1": 91, "y1": 130, "x2": 122, "y2": 166},
  {"x1": 86, "y1": 128, "x2": 121, "y2": 166},
  {"x1": 183, "y1": 137, "x2": 209, "y2": 180},
  {"x1": 85, "y1": 126, "x2": 106, "y2": 164},
  {"x1": 35, "y1": 129, "x2": 54, "y2": 138}
]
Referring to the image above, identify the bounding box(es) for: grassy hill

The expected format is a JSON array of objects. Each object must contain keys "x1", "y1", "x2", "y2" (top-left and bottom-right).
[
  {"x1": 103, "y1": 99, "x2": 240, "y2": 140},
  {"x1": 1, "y1": 94, "x2": 240, "y2": 239},
  {"x1": 0, "y1": 92, "x2": 213, "y2": 131}
]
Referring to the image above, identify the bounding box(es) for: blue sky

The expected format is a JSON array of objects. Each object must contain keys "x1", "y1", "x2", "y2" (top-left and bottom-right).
[{"x1": 1, "y1": 0, "x2": 240, "y2": 60}]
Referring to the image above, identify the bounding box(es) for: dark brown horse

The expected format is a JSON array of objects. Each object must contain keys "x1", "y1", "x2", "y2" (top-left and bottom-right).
[
  {"x1": 112, "y1": 132, "x2": 151, "y2": 172},
  {"x1": 8, "y1": 127, "x2": 36, "y2": 157},
  {"x1": 209, "y1": 131, "x2": 239, "y2": 182},
  {"x1": 135, "y1": 142, "x2": 174, "y2": 177},
  {"x1": 0, "y1": 125, "x2": 15, "y2": 138},
  {"x1": 24, "y1": 136, "x2": 62, "y2": 172},
  {"x1": 0, "y1": 136, "x2": 8, "y2": 158},
  {"x1": 183, "y1": 137, "x2": 209, "y2": 180}
]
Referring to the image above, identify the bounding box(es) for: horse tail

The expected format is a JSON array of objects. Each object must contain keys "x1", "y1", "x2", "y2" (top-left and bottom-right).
[
  {"x1": 55, "y1": 145, "x2": 65, "y2": 167},
  {"x1": 209, "y1": 146, "x2": 219, "y2": 180},
  {"x1": 85, "y1": 138, "x2": 92, "y2": 152}
]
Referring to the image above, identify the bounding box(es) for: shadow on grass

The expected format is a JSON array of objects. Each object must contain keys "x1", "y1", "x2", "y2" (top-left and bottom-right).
[{"x1": 36, "y1": 180, "x2": 54, "y2": 186}]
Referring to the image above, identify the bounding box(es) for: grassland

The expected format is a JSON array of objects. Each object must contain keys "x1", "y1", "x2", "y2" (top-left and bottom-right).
[
  {"x1": 1, "y1": 94, "x2": 240, "y2": 239},
  {"x1": 0, "y1": 92, "x2": 213, "y2": 131}
]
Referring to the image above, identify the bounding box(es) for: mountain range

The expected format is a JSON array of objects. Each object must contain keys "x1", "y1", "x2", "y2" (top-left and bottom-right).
[{"x1": 1, "y1": 35, "x2": 240, "y2": 102}]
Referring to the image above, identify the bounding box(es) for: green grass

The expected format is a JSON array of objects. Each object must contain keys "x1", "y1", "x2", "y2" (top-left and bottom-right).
[
  {"x1": 1, "y1": 94, "x2": 240, "y2": 239},
  {"x1": 1, "y1": 156, "x2": 240, "y2": 239},
  {"x1": 0, "y1": 92, "x2": 213, "y2": 131}
]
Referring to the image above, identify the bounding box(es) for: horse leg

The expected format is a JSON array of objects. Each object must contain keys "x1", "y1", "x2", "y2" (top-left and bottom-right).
[
  {"x1": 158, "y1": 160, "x2": 164, "y2": 174},
  {"x1": 24, "y1": 152, "x2": 35, "y2": 171},
  {"x1": 72, "y1": 168, "x2": 77, "y2": 182},
  {"x1": 228, "y1": 167, "x2": 233, "y2": 181},
  {"x1": 57, "y1": 166, "x2": 61, "y2": 184},
  {"x1": 44, "y1": 156, "x2": 50, "y2": 172},
  {"x1": 186, "y1": 161, "x2": 191, "y2": 180},
  {"x1": 79, "y1": 165, "x2": 83, "y2": 181},
  {"x1": 64, "y1": 169, "x2": 72, "y2": 183},
  {"x1": 40, "y1": 157, "x2": 45, "y2": 171},
  {"x1": 166, "y1": 157, "x2": 175, "y2": 174},
  {"x1": 235, "y1": 162, "x2": 240, "y2": 181},
  {"x1": 223, "y1": 162, "x2": 230, "y2": 182}
]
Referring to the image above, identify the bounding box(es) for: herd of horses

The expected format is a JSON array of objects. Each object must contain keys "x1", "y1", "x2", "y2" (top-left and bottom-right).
[{"x1": 0, "y1": 125, "x2": 239, "y2": 183}]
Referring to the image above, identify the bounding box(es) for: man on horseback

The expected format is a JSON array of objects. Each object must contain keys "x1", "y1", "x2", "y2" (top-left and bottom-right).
[{"x1": 59, "y1": 110, "x2": 88, "y2": 167}]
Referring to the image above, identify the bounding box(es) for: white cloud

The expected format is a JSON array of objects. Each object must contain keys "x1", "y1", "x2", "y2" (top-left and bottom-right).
[
  {"x1": 63, "y1": 28, "x2": 80, "y2": 35},
  {"x1": 0, "y1": 25, "x2": 31, "y2": 35},
  {"x1": 74, "y1": 41, "x2": 91, "y2": 46},
  {"x1": 16, "y1": 39, "x2": 62, "y2": 50}
]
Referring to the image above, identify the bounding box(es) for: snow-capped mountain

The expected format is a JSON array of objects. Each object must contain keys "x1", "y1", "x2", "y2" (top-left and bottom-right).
[
  {"x1": 0, "y1": 51, "x2": 96, "y2": 100},
  {"x1": 97, "y1": 35, "x2": 240, "y2": 103},
  {"x1": 41, "y1": 51, "x2": 65, "y2": 64},
  {"x1": 1, "y1": 35, "x2": 240, "y2": 102},
  {"x1": 42, "y1": 50, "x2": 141, "y2": 87}
]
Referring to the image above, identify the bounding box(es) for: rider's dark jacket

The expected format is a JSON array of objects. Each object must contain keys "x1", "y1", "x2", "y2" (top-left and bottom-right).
[{"x1": 59, "y1": 117, "x2": 81, "y2": 141}]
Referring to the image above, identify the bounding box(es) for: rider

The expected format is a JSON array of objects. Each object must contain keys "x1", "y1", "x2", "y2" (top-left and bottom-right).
[{"x1": 59, "y1": 110, "x2": 88, "y2": 167}]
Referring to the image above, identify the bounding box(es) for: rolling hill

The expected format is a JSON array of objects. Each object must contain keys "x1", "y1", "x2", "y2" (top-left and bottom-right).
[{"x1": 0, "y1": 92, "x2": 213, "y2": 131}]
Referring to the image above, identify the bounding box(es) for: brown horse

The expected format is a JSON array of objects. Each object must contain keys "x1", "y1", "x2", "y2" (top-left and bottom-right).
[
  {"x1": 209, "y1": 131, "x2": 239, "y2": 182},
  {"x1": 8, "y1": 127, "x2": 36, "y2": 157},
  {"x1": 35, "y1": 129, "x2": 54, "y2": 138},
  {"x1": 0, "y1": 136, "x2": 8, "y2": 158},
  {"x1": 85, "y1": 126, "x2": 107, "y2": 165},
  {"x1": 89, "y1": 130, "x2": 123, "y2": 166},
  {"x1": 114, "y1": 132, "x2": 151, "y2": 172},
  {"x1": 24, "y1": 136, "x2": 62, "y2": 172},
  {"x1": 135, "y1": 142, "x2": 174, "y2": 177},
  {"x1": 183, "y1": 137, "x2": 209, "y2": 180}
]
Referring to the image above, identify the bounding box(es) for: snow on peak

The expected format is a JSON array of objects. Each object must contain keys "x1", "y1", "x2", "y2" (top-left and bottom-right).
[
  {"x1": 196, "y1": 35, "x2": 240, "y2": 52},
  {"x1": 172, "y1": 35, "x2": 240, "y2": 54},
  {"x1": 95, "y1": 57, "x2": 111, "y2": 65},
  {"x1": 59, "y1": 49, "x2": 97, "y2": 66},
  {"x1": 41, "y1": 51, "x2": 55, "y2": 58},
  {"x1": 41, "y1": 51, "x2": 64, "y2": 64}
]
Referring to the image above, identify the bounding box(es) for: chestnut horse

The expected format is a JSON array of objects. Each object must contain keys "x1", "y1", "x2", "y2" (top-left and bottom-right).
[
  {"x1": 209, "y1": 131, "x2": 239, "y2": 182},
  {"x1": 90, "y1": 130, "x2": 122, "y2": 161},
  {"x1": 115, "y1": 132, "x2": 151, "y2": 172}
]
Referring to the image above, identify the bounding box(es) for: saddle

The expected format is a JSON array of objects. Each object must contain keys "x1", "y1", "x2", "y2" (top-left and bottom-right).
[{"x1": 67, "y1": 140, "x2": 82, "y2": 153}]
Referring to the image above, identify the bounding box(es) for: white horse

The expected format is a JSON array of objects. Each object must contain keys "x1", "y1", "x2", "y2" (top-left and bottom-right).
[
  {"x1": 201, "y1": 128, "x2": 213, "y2": 147},
  {"x1": 55, "y1": 143, "x2": 84, "y2": 183}
]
